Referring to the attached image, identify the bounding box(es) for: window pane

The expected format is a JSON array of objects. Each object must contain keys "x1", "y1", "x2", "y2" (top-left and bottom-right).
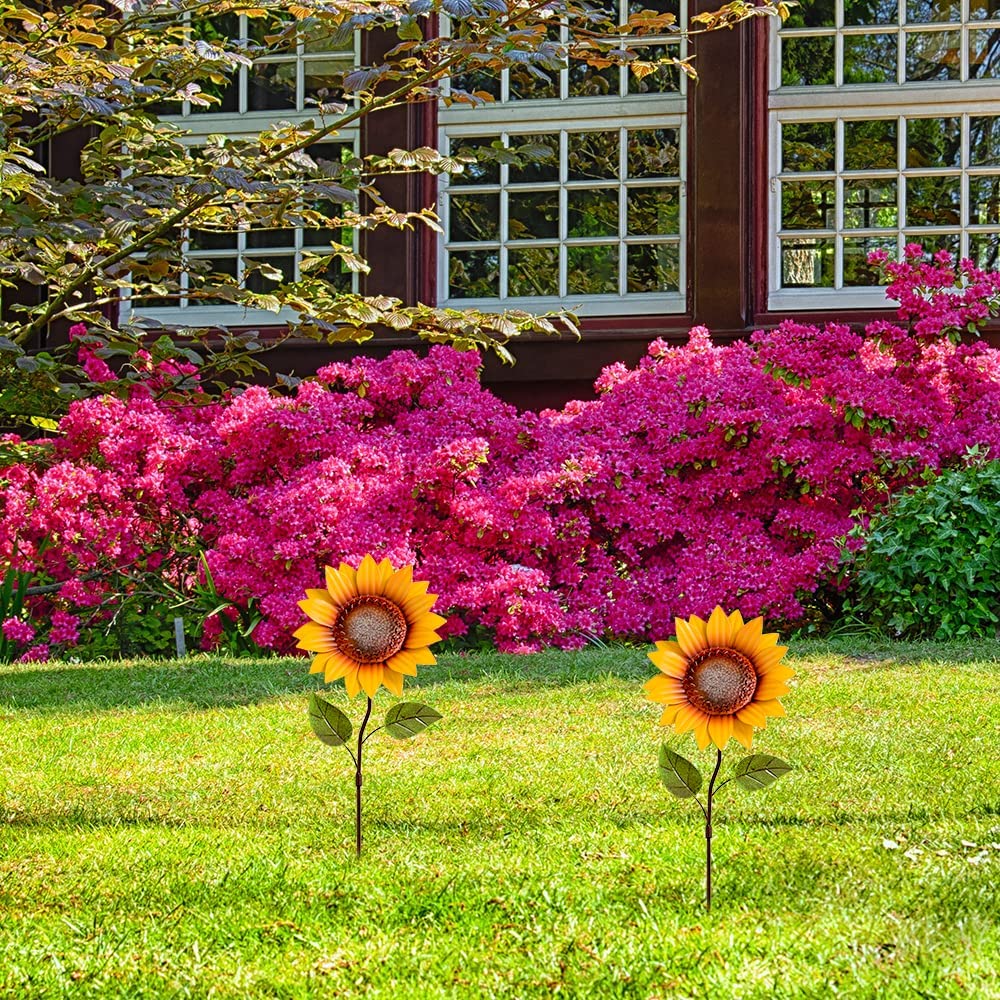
[
  {"x1": 781, "y1": 180, "x2": 836, "y2": 229},
  {"x1": 508, "y1": 247, "x2": 560, "y2": 295},
  {"x1": 843, "y1": 0, "x2": 898, "y2": 24},
  {"x1": 970, "y1": 0, "x2": 1000, "y2": 19},
  {"x1": 567, "y1": 189, "x2": 619, "y2": 237},
  {"x1": 194, "y1": 257, "x2": 240, "y2": 305},
  {"x1": 906, "y1": 175, "x2": 961, "y2": 224},
  {"x1": 568, "y1": 131, "x2": 620, "y2": 180},
  {"x1": 843, "y1": 235, "x2": 896, "y2": 284},
  {"x1": 509, "y1": 134, "x2": 560, "y2": 183},
  {"x1": 190, "y1": 230, "x2": 238, "y2": 251},
  {"x1": 906, "y1": 0, "x2": 961, "y2": 22},
  {"x1": 969, "y1": 231, "x2": 1000, "y2": 268},
  {"x1": 844, "y1": 33, "x2": 898, "y2": 83},
  {"x1": 969, "y1": 30, "x2": 1000, "y2": 77},
  {"x1": 451, "y1": 67, "x2": 501, "y2": 99},
  {"x1": 627, "y1": 244, "x2": 680, "y2": 292},
  {"x1": 303, "y1": 56, "x2": 353, "y2": 100},
  {"x1": 567, "y1": 245, "x2": 619, "y2": 293},
  {"x1": 780, "y1": 239, "x2": 835, "y2": 286},
  {"x1": 246, "y1": 227, "x2": 296, "y2": 249},
  {"x1": 782, "y1": 36, "x2": 836, "y2": 86},
  {"x1": 969, "y1": 176, "x2": 1000, "y2": 223},
  {"x1": 568, "y1": 56, "x2": 619, "y2": 97},
  {"x1": 844, "y1": 119, "x2": 898, "y2": 169},
  {"x1": 245, "y1": 255, "x2": 294, "y2": 293},
  {"x1": 906, "y1": 117, "x2": 961, "y2": 167},
  {"x1": 449, "y1": 194, "x2": 500, "y2": 241},
  {"x1": 782, "y1": 121, "x2": 835, "y2": 171},
  {"x1": 905, "y1": 30, "x2": 961, "y2": 80},
  {"x1": 449, "y1": 137, "x2": 501, "y2": 186},
  {"x1": 844, "y1": 180, "x2": 898, "y2": 227},
  {"x1": 785, "y1": 0, "x2": 836, "y2": 26},
  {"x1": 970, "y1": 116, "x2": 1000, "y2": 165},
  {"x1": 627, "y1": 46, "x2": 682, "y2": 94},
  {"x1": 248, "y1": 61, "x2": 297, "y2": 110},
  {"x1": 449, "y1": 250, "x2": 499, "y2": 297},
  {"x1": 627, "y1": 187, "x2": 681, "y2": 234},
  {"x1": 508, "y1": 190, "x2": 561, "y2": 240},
  {"x1": 902, "y1": 232, "x2": 960, "y2": 255},
  {"x1": 627, "y1": 129, "x2": 680, "y2": 177}
]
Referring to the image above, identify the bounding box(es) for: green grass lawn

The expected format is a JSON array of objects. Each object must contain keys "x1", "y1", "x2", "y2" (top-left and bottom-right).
[{"x1": 1, "y1": 641, "x2": 998, "y2": 999}]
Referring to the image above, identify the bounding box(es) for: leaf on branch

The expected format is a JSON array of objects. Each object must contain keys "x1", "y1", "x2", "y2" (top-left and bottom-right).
[
  {"x1": 658, "y1": 745, "x2": 703, "y2": 798},
  {"x1": 730, "y1": 754, "x2": 792, "y2": 790},
  {"x1": 308, "y1": 692, "x2": 353, "y2": 747},
  {"x1": 384, "y1": 702, "x2": 442, "y2": 739}
]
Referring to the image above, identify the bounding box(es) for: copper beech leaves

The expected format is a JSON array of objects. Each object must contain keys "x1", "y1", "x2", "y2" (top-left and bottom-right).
[
  {"x1": 308, "y1": 692, "x2": 353, "y2": 747},
  {"x1": 384, "y1": 703, "x2": 443, "y2": 739}
]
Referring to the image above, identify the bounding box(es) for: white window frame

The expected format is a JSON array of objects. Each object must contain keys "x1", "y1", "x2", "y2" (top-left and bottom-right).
[
  {"x1": 768, "y1": 0, "x2": 1000, "y2": 311},
  {"x1": 438, "y1": 2, "x2": 689, "y2": 316}
]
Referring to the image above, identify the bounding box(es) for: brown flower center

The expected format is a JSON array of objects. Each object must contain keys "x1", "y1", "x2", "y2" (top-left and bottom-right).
[
  {"x1": 682, "y1": 646, "x2": 758, "y2": 716},
  {"x1": 332, "y1": 595, "x2": 408, "y2": 664}
]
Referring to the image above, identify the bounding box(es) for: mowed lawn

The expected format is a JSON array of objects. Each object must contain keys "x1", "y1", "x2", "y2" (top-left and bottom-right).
[{"x1": 0, "y1": 642, "x2": 997, "y2": 999}]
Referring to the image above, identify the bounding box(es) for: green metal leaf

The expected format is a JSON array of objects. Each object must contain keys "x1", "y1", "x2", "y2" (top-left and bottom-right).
[
  {"x1": 384, "y1": 702, "x2": 442, "y2": 739},
  {"x1": 731, "y1": 754, "x2": 792, "y2": 790},
  {"x1": 657, "y1": 745, "x2": 703, "y2": 798},
  {"x1": 308, "y1": 692, "x2": 352, "y2": 747}
]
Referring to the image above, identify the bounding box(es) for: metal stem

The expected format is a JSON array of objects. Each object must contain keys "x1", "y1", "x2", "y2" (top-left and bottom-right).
[
  {"x1": 705, "y1": 748, "x2": 723, "y2": 912},
  {"x1": 356, "y1": 696, "x2": 373, "y2": 858}
]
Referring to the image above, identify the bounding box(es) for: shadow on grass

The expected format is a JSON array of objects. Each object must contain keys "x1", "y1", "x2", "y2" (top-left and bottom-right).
[{"x1": 0, "y1": 649, "x2": 649, "y2": 714}]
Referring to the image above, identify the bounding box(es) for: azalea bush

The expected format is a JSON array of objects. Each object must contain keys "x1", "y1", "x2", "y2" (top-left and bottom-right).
[{"x1": 2, "y1": 247, "x2": 1000, "y2": 659}]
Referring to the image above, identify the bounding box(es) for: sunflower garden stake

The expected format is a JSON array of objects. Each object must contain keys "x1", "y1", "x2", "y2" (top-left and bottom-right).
[
  {"x1": 295, "y1": 555, "x2": 446, "y2": 858},
  {"x1": 645, "y1": 607, "x2": 794, "y2": 912}
]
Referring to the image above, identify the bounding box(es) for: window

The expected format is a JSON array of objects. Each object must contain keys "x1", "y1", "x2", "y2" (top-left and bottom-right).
[
  {"x1": 438, "y1": 1, "x2": 688, "y2": 316},
  {"x1": 769, "y1": 0, "x2": 1000, "y2": 310},
  {"x1": 124, "y1": 13, "x2": 359, "y2": 327}
]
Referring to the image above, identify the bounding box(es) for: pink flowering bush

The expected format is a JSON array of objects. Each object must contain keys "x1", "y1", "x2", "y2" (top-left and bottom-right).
[{"x1": 3, "y1": 246, "x2": 1000, "y2": 657}]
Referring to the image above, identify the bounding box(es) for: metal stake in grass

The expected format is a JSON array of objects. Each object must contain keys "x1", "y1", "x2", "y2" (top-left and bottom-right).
[{"x1": 309, "y1": 691, "x2": 441, "y2": 857}]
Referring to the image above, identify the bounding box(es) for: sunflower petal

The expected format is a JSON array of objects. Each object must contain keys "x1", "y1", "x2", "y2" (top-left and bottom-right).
[
  {"x1": 404, "y1": 628, "x2": 443, "y2": 650},
  {"x1": 693, "y1": 722, "x2": 712, "y2": 750},
  {"x1": 309, "y1": 652, "x2": 330, "y2": 675},
  {"x1": 293, "y1": 622, "x2": 335, "y2": 652},
  {"x1": 659, "y1": 703, "x2": 682, "y2": 726},
  {"x1": 305, "y1": 588, "x2": 335, "y2": 605},
  {"x1": 754, "y1": 647, "x2": 791, "y2": 674},
  {"x1": 736, "y1": 702, "x2": 769, "y2": 728},
  {"x1": 381, "y1": 666, "x2": 405, "y2": 697},
  {"x1": 409, "y1": 647, "x2": 437, "y2": 666},
  {"x1": 297, "y1": 598, "x2": 336, "y2": 627},
  {"x1": 325, "y1": 565, "x2": 358, "y2": 606},
  {"x1": 708, "y1": 715, "x2": 733, "y2": 750},
  {"x1": 344, "y1": 666, "x2": 361, "y2": 698},
  {"x1": 732, "y1": 615, "x2": 764, "y2": 657},
  {"x1": 673, "y1": 703, "x2": 707, "y2": 735},
  {"x1": 356, "y1": 554, "x2": 386, "y2": 596},
  {"x1": 402, "y1": 592, "x2": 437, "y2": 623},
  {"x1": 643, "y1": 674, "x2": 687, "y2": 704},
  {"x1": 706, "y1": 606, "x2": 735, "y2": 647},
  {"x1": 732, "y1": 718, "x2": 755, "y2": 749},
  {"x1": 356, "y1": 663, "x2": 383, "y2": 698},
  {"x1": 648, "y1": 642, "x2": 688, "y2": 678},
  {"x1": 383, "y1": 564, "x2": 415, "y2": 605},
  {"x1": 755, "y1": 675, "x2": 791, "y2": 700},
  {"x1": 756, "y1": 698, "x2": 786, "y2": 718},
  {"x1": 324, "y1": 654, "x2": 353, "y2": 682},
  {"x1": 421, "y1": 612, "x2": 448, "y2": 631},
  {"x1": 674, "y1": 615, "x2": 708, "y2": 658},
  {"x1": 387, "y1": 649, "x2": 420, "y2": 676}
]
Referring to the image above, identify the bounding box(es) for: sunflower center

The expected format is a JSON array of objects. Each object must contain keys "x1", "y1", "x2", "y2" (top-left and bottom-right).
[
  {"x1": 332, "y1": 595, "x2": 408, "y2": 664},
  {"x1": 683, "y1": 646, "x2": 758, "y2": 716}
]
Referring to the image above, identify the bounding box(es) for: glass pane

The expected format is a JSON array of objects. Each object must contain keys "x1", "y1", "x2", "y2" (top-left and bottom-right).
[
  {"x1": 627, "y1": 45, "x2": 681, "y2": 93},
  {"x1": 905, "y1": 30, "x2": 960, "y2": 80},
  {"x1": 781, "y1": 180, "x2": 835, "y2": 229},
  {"x1": 449, "y1": 193, "x2": 500, "y2": 242},
  {"x1": 844, "y1": 236, "x2": 896, "y2": 285},
  {"x1": 780, "y1": 239, "x2": 835, "y2": 286},
  {"x1": 782, "y1": 121, "x2": 835, "y2": 172},
  {"x1": 246, "y1": 13, "x2": 291, "y2": 45},
  {"x1": 567, "y1": 189, "x2": 619, "y2": 237},
  {"x1": 969, "y1": 176, "x2": 1000, "y2": 224},
  {"x1": 245, "y1": 255, "x2": 295, "y2": 293},
  {"x1": 844, "y1": 119, "x2": 898, "y2": 169},
  {"x1": 567, "y1": 245, "x2": 619, "y2": 294},
  {"x1": 194, "y1": 257, "x2": 240, "y2": 305},
  {"x1": 448, "y1": 137, "x2": 501, "y2": 185},
  {"x1": 627, "y1": 243, "x2": 680, "y2": 293},
  {"x1": 450, "y1": 68, "x2": 501, "y2": 100},
  {"x1": 970, "y1": 0, "x2": 1000, "y2": 19},
  {"x1": 844, "y1": 0, "x2": 899, "y2": 24},
  {"x1": 906, "y1": 117, "x2": 961, "y2": 167},
  {"x1": 508, "y1": 134, "x2": 559, "y2": 183},
  {"x1": 969, "y1": 231, "x2": 1000, "y2": 268},
  {"x1": 303, "y1": 216, "x2": 350, "y2": 248},
  {"x1": 970, "y1": 116, "x2": 1000, "y2": 165},
  {"x1": 300, "y1": 21, "x2": 353, "y2": 53},
  {"x1": 844, "y1": 33, "x2": 898, "y2": 83},
  {"x1": 906, "y1": 0, "x2": 960, "y2": 21},
  {"x1": 568, "y1": 56, "x2": 619, "y2": 97},
  {"x1": 568, "y1": 131, "x2": 620, "y2": 181},
  {"x1": 783, "y1": 0, "x2": 835, "y2": 26},
  {"x1": 509, "y1": 30, "x2": 563, "y2": 101},
  {"x1": 627, "y1": 187, "x2": 681, "y2": 235},
  {"x1": 246, "y1": 227, "x2": 296, "y2": 249},
  {"x1": 969, "y1": 30, "x2": 1000, "y2": 77},
  {"x1": 902, "y1": 231, "x2": 960, "y2": 256},
  {"x1": 449, "y1": 250, "x2": 499, "y2": 298},
  {"x1": 906, "y1": 176, "x2": 961, "y2": 225},
  {"x1": 303, "y1": 56, "x2": 353, "y2": 99},
  {"x1": 508, "y1": 247, "x2": 559, "y2": 296},
  {"x1": 627, "y1": 129, "x2": 680, "y2": 178},
  {"x1": 320, "y1": 253, "x2": 353, "y2": 292},
  {"x1": 189, "y1": 230, "x2": 238, "y2": 251},
  {"x1": 248, "y1": 61, "x2": 297, "y2": 110},
  {"x1": 189, "y1": 16, "x2": 240, "y2": 114},
  {"x1": 844, "y1": 180, "x2": 898, "y2": 227},
  {"x1": 781, "y1": 36, "x2": 835, "y2": 86},
  {"x1": 508, "y1": 190, "x2": 560, "y2": 240}
]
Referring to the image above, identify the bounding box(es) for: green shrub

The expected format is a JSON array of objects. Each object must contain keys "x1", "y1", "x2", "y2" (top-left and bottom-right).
[{"x1": 845, "y1": 453, "x2": 1000, "y2": 638}]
